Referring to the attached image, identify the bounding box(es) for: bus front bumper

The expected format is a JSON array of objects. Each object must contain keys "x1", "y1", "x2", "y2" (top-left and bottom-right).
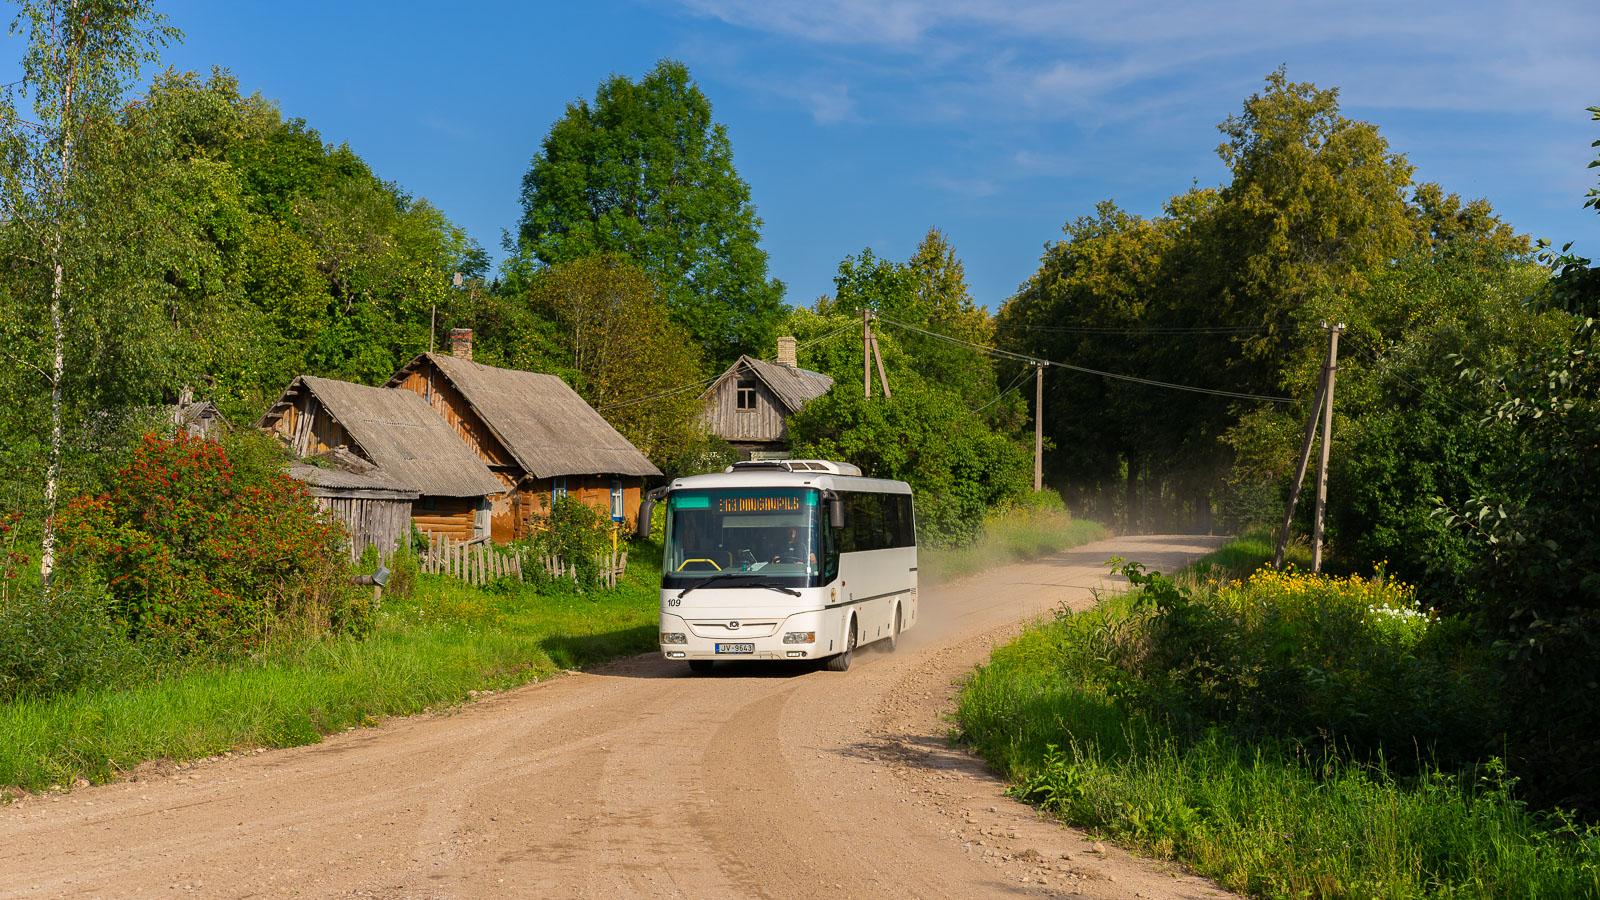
[{"x1": 658, "y1": 612, "x2": 821, "y2": 660}]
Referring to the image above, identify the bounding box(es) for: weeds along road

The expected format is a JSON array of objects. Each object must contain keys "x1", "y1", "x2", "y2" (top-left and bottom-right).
[{"x1": 1, "y1": 534, "x2": 1234, "y2": 900}]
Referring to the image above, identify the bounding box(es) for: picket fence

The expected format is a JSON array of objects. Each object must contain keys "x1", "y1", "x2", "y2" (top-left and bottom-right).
[{"x1": 423, "y1": 536, "x2": 629, "y2": 588}]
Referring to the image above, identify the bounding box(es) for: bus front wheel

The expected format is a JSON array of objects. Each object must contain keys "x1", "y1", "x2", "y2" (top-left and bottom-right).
[{"x1": 825, "y1": 618, "x2": 857, "y2": 672}]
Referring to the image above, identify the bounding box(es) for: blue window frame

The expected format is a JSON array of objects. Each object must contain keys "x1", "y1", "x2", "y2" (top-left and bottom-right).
[{"x1": 610, "y1": 478, "x2": 624, "y2": 521}]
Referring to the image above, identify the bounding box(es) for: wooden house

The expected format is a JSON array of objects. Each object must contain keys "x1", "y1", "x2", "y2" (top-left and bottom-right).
[
  {"x1": 701, "y1": 336, "x2": 834, "y2": 459},
  {"x1": 257, "y1": 375, "x2": 504, "y2": 544},
  {"x1": 385, "y1": 331, "x2": 661, "y2": 542},
  {"x1": 287, "y1": 448, "x2": 420, "y2": 561}
]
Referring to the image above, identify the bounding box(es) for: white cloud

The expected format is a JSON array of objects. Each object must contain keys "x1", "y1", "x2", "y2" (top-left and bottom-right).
[{"x1": 671, "y1": 0, "x2": 1600, "y2": 123}]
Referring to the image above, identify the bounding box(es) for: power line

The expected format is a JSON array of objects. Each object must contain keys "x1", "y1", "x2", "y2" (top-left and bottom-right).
[
  {"x1": 595, "y1": 319, "x2": 863, "y2": 412},
  {"x1": 969, "y1": 367, "x2": 1033, "y2": 414},
  {"x1": 876, "y1": 315, "x2": 1303, "y2": 405},
  {"x1": 991, "y1": 322, "x2": 1283, "y2": 335},
  {"x1": 1341, "y1": 334, "x2": 1481, "y2": 418}
]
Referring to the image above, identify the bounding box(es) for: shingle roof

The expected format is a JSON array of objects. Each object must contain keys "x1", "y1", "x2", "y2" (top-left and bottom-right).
[
  {"x1": 718, "y1": 356, "x2": 834, "y2": 414},
  {"x1": 388, "y1": 353, "x2": 661, "y2": 480},
  {"x1": 260, "y1": 376, "x2": 503, "y2": 498}
]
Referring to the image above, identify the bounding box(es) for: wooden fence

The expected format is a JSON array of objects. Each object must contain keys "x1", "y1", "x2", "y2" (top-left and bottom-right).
[{"x1": 423, "y1": 536, "x2": 629, "y2": 588}]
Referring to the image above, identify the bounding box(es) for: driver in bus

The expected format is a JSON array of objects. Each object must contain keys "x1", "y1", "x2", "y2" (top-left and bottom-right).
[{"x1": 772, "y1": 526, "x2": 816, "y2": 566}]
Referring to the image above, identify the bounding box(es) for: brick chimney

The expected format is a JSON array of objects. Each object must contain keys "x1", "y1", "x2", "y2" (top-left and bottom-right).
[
  {"x1": 449, "y1": 328, "x2": 473, "y2": 361},
  {"x1": 776, "y1": 335, "x2": 797, "y2": 368}
]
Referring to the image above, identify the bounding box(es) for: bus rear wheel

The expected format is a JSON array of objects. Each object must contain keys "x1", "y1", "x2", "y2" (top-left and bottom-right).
[
  {"x1": 884, "y1": 606, "x2": 901, "y2": 653},
  {"x1": 825, "y1": 618, "x2": 857, "y2": 672},
  {"x1": 687, "y1": 659, "x2": 714, "y2": 674}
]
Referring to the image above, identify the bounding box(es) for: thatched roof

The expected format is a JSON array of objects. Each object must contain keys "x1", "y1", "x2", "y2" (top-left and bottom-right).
[
  {"x1": 260, "y1": 376, "x2": 502, "y2": 498},
  {"x1": 388, "y1": 353, "x2": 661, "y2": 480},
  {"x1": 713, "y1": 356, "x2": 834, "y2": 414}
]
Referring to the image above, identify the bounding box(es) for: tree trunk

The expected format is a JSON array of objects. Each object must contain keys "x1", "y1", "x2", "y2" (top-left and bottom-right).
[{"x1": 39, "y1": 57, "x2": 77, "y2": 592}]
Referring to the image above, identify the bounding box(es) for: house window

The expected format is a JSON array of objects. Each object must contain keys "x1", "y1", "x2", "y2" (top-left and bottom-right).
[
  {"x1": 552, "y1": 475, "x2": 568, "y2": 501},
  {"x1": 610, "y1": 478, "x2": 624, "y2": 521},
  {"x1": 736, "y1": 379, "x2": 758, "y2": 410}
]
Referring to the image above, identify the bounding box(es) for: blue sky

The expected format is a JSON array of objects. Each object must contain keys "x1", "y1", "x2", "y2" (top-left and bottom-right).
[{"x1": 24, "y1": 1, "x2": 1600, "y2": 310}]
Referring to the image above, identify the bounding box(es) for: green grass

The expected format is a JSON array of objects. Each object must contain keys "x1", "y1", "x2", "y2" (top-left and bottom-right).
[
  {"x1": 922, "y1": 504, "x2": 1108, "y2": 584},
  {"x1": 954, "y1": 538, "x2": 1600, "y2": 899},
  {"x1": 1180, "y1": 525, "x2": 1307, "y2": 583},
  {"x1": 0, "y1": 550, "x2": 661, "y2": 796},
  {"x1": 0, "y1": 506, "x2": 1108, "y2": 798}
]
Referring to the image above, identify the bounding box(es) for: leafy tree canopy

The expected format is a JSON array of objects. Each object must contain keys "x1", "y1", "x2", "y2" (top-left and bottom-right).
[{"x1": 513, "y1": 59, "x2": 785, "y2": 365}]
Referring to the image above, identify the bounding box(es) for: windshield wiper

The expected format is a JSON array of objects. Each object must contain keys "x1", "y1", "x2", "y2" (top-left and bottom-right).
[{"x1": 676, "y1": 573, "x2": 802, "y2": 599}]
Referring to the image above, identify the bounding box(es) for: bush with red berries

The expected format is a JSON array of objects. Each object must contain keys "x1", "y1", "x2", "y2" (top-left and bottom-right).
[{"x1": 55, "y1": 432, "x2": 368, "y2": 653}]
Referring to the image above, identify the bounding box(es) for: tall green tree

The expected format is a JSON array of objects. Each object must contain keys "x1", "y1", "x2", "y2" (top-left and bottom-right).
[
  {"x1": 0, "y1": 0, "x2": 179, "y2": 587},
  {"x1": 513, "y1": 59, "x2": 785, "y2": 364},
  {"x1": 525, "y1": 254, "x2": 709, "y2": 469}
]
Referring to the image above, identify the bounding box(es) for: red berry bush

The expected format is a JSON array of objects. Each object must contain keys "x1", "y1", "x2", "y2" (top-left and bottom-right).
[{"x1": 55, "y1": 433, "x2": 368, "y2": 653}]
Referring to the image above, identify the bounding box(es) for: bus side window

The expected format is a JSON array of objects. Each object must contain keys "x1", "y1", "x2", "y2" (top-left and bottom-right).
[
  {"x1": 898, "y1": 495, "x2": 916, "y2": 547},
  {"x1": 822, "y1": 520, "x2": 839, "y2": 582}
]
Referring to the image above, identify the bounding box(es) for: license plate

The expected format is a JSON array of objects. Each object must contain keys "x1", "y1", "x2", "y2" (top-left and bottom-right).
[{"x1": 715, "y1": 642, "x2": 754, "y2": 654}]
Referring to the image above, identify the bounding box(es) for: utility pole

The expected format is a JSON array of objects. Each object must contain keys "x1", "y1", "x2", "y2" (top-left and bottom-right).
[
  {"x1": 870, "y1": 326, "x2": 892, "y2": 399},
  {"x1": 1310, "y1": 323, "x2": 1343, "y2": 574},
  {"x1": 1034, "y1": 362, "x2": 1045, "y2": 492},
  {"x1": 863, "y1": 308, "x2": 872, "y2": 400},
  {"x1": 1271, "y1": 352, "x2": 1328, "y2": 569}
]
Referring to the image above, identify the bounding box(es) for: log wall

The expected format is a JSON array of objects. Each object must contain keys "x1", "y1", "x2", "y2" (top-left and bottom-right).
[
  {"x1": 411, "y1": 495, "x2": 481, "y2": 543},
  {"x1": 513, "y1": 475, "x2": 644, "y2": 538}
]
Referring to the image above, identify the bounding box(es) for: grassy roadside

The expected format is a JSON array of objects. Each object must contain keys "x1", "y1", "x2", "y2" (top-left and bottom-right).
[
  {"x1": 922, "y1": 504, "x2": 1108, "y2": 584},
  {"x1": 0, "y1": 549, "x2": 662, "y2": 797},
  {"x1": 0, "y1": 506, "x2": 1106, "y2": 799},
  {"x1": 954, "y1": 534, "x2": 1600, "y2": 899}
]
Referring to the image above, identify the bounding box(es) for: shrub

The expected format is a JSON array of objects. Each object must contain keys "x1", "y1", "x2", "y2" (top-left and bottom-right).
[
  {"x1": 54, "y1": 432, "x2": 367, "y2": 654},
  {"x1": 526, "y1": 495, "x2": 614, "y2": 590},
  {"x1": 1105, "y1": 561, "x2": 1491, "y2": 769}
]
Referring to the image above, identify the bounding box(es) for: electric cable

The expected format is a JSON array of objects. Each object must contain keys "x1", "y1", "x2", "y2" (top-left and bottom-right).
[
  {"x1": 969, "y1": 367, "x2": 1034, "y2": 414},
  {"x1": 1340, "y1": 334, "x2": 1482, "y2": 418},
  {"x1": 595, "y1": 318, "x2": 863, "y2": 412},
  {"x1": 876, "y1": 315, "x2": 1303, "y2": 405}
]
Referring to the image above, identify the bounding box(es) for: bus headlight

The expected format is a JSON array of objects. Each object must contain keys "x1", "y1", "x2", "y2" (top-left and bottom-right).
[
  {"x1": 661, "y1": 632, "x2": 688, "y2": 644},
  {"x1": 783, "y1": 631, "x2": 816, "y2": 644}
]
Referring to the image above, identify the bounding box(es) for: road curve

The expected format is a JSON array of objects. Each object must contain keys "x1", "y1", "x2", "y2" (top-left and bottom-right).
[{"x1": 0, "y1": 534, "x2": 1237, "y2": 899}]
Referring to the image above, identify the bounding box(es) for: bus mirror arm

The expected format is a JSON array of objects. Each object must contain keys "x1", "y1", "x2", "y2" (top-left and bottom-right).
[
  {"x1": 635, "y1": 487, "x2": 669, "y2": 540},
  {"x1": 822, "y1": 490, "x2": 844, "y2": 530}
]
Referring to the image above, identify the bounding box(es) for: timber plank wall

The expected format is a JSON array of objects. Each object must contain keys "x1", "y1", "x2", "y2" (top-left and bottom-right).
[{"x1": 703, "y1": 375, "x2": 787, "y2": 444}]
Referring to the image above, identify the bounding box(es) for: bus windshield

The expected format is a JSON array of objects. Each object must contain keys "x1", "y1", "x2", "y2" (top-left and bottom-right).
[{"x1": 662, "y1": 488, "x2": 824, "y2": 588}]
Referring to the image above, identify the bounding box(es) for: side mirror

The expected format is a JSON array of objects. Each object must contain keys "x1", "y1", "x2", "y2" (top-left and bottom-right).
[
  {"x1": 828, "y1": 496, "x2": 844, "y2": 530},
  {"x1": 635, "y1": 487, "x2": 668, "y2": 540}
]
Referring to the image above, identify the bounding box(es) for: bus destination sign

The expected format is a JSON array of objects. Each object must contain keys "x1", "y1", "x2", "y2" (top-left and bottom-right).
[{"x1": 715, "y1": 494, "x2": 804, "y2": 514}]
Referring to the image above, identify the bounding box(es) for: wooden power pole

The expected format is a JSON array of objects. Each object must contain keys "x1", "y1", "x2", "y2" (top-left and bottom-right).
[
  {"x1": 863, "y1": 308, "x2": 872, "y2": 400},
  {"x1": 1034, "y1": 363, "x2": 1045, "y2": 492},
  {"x1": 1271, "y1": 352, "x2": 1328, "y2": 569},
  {"x1": 1310, "y1": 323, "x2": 1343, "y2": 574},
  {"x1": 1272, "y1": 322, "x2": 1343, "y2": 571}
]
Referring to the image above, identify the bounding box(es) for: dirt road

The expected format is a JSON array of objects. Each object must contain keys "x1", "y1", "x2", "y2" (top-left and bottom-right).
[{"x1": 1, "y1": 534, "x2": 1236, "y2": 899}]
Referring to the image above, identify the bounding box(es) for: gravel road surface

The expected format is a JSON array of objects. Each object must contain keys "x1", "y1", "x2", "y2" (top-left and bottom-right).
[{"x1": 0, "y1": 534, "x2": 1238, "y2": 899}]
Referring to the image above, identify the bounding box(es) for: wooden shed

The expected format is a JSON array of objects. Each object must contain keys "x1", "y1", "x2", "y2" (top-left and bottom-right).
[
  {"x1": 257, "y1": 375, "x2": 504, "y2": 544},
  {"x1": 385, "y1": 336, "x2": 661, "y2": 542},
  {"x1": 288, "y1": 449, "x2": 420, "y2": 561},
  {"x1": 701, "y1": 337, "x2": 834, "y2": 459}
]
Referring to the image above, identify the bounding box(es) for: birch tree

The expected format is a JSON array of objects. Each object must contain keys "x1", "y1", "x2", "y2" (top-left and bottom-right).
[{"x1": 0, "y1": 1, "x2": 176, "y2": 588}]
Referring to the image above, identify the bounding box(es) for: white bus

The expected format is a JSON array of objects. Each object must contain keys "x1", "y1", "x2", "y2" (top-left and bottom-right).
[{"x1": 636, "y1": 460, "x2": 918, "y2": 673}]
